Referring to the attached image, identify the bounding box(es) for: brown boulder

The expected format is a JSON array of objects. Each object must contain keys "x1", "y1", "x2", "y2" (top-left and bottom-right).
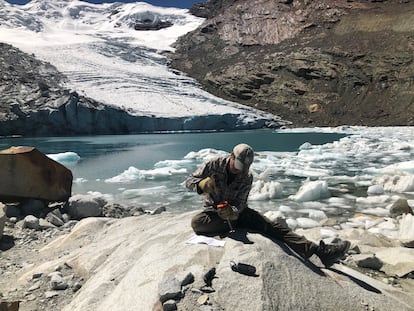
[{"x1": 0, "y1": 146, "x2": 72, "y2": 202}]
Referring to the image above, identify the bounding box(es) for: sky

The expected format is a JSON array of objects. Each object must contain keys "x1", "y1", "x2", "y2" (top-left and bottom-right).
[{"x1": 5, "y1": 0, "x2": 204, "y2": 9}]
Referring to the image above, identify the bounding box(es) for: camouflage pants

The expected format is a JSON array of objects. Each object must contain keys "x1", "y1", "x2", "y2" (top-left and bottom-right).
[{"x1": 191, "y1": 207, "x2": 318, "y2": 258}]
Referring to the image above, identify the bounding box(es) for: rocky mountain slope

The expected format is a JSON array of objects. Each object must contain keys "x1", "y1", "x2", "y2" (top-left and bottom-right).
[
  {"x1": 170, "y1": 0, "x2": 414, "y2": 127},
  {"x1": 0, "y1": 42, "x2": 279, "y2": 136},
  {"x1": 0, "y1": 0, "x2": 286, "y2": 137},
  {"x1": 0, "y1": 42, "x2": 132, "y2": 136}
]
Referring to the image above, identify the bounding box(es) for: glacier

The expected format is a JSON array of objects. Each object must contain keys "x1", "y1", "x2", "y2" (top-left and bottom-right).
[{"x1": 0, "y1": 0, "x2": 287, "y2": 133}]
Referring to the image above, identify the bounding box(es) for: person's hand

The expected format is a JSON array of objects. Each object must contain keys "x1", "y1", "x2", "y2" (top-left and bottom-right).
[
  {"x1": 198, "y1": 177, "x2": 217, "y2": 194},
  {"x1": 217, "y1": 204, "x2": 238, "y2": 221}
]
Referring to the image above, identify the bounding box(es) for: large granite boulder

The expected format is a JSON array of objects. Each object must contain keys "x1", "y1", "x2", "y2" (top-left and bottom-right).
[
  {"x1": 0, "y1": 146, "x2": 72, "y2": 202},
  {"x1": 14, "y1": 212, "x2": 414, "y2": 311}
]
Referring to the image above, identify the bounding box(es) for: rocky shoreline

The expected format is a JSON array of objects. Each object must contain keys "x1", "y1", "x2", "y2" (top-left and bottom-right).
[{"x1": 1, "y1": 194, "x2": 414, "y2": 310}]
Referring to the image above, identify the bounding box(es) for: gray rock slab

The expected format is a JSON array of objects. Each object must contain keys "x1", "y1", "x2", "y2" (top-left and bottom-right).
[
  {"x1": 375, "y1": 247, "x2": 414, "y2": 277},
  {"x1": 11, "y1": 213, "x2": 414, "y2": 311}
]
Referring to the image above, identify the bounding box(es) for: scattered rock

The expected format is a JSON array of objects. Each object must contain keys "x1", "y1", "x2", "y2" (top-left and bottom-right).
[
  {"x1": 203, "y1": 268, "x2": 216, "y2": 287},
  {"x1": 102, "y1": 203, "x2": 144, "y2": 218},
  {"x1": 352, "y1": 254, "x2": 383, "y2": 270},
  {"x1": 390, "y1": 198, "x2": 413, "y2": 218},
  {"x1": 27, "y1": 284, "x2": 40, "y2": 292},
  {"x1": 176, "y1": 271, "x2": 195, "y2": 287},
  {"x1": 199, "y1": 286, "x2": 215, "y2": 293},
  {"x1": 148, "y1": 206, "x2": 167, "y2": 215},
  {"x1": 158, "y1": 277, "x2": 182, "y2": 303},
  {"x1": 197, "y1": 294, "x2": 209, "y2": 305},
  {"x1": 44, "y1": 291, "x2": 59, "y2": 299},
  {"x1": 22, "y1": 215, "x2": 40, "y2": 230},
  {"x1": 307, "y1": 103, "x2": 322, "y2": 113},
  {"x1": 39, "y1": 218, "x2": 56, "y2": 230},
  {"x1": 46, "y1": 209, "x2": 65, "y2": 227},
  {"x1": 71, "y1": 282, "x2": 82, "y2": 293},
  {"x1": 49, "y1": 272, "x2": 68, "y2": 290},
  {"x1": 67, "y1": 194, "x2": 106, "y2": 219},
  {"x1": 32, "y1": 273, "x2": 43, "y2": 280},
  {"x1": 162, "y1": 299, "x2": 177, "y2": 311}
]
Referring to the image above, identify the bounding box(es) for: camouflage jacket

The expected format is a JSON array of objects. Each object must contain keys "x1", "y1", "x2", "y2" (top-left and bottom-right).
[{"x1": 185, "y1": 156, "x2": 253, "y2": 213}]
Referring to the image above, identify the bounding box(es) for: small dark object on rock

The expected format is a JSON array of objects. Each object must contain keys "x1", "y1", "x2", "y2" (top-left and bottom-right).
[
  {"x1": 203, "y1": 267, "x2": 216, "y2": 286},
  {"x1": 230, "y1": 261, "x2": 258, "y2": 277},
  {"x1": 199, "y1": 286, "x2": 215, "y2": 293}
]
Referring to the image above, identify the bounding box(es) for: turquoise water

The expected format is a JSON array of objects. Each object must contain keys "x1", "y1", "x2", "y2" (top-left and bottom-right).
[
  {"x1": 0, "y1": 130, "x2": 347, "y2": 214},
  {"x1": 0, "y1": 129, "x2": 346, "y2": 169}
]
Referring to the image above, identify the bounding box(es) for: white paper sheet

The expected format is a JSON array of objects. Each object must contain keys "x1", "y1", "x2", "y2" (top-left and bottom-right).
[{"x1": 185, "y1": 235, "x2": 225, "y2": 247}]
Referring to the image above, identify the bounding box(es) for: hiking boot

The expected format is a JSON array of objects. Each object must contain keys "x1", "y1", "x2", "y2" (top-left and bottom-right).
[{"x1": 315, "y1": 240, "x2": 351, "y2": 267}]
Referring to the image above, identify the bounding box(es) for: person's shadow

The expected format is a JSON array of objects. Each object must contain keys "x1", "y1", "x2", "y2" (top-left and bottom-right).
[
  {"x1": 219, "y1": 228, "x2": 383, "y2": 294},
  {"x1": 221, "y1": 228, "x2": 254, "y2": 244},
  {"x1": 200, "y1": 228, "x2": 254, "y2": 244}
]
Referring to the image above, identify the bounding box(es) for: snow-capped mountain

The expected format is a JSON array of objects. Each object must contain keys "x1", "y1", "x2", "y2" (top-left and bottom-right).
[{"x1": 0, "y1": 0, "x2": 285, "y2": 133}]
